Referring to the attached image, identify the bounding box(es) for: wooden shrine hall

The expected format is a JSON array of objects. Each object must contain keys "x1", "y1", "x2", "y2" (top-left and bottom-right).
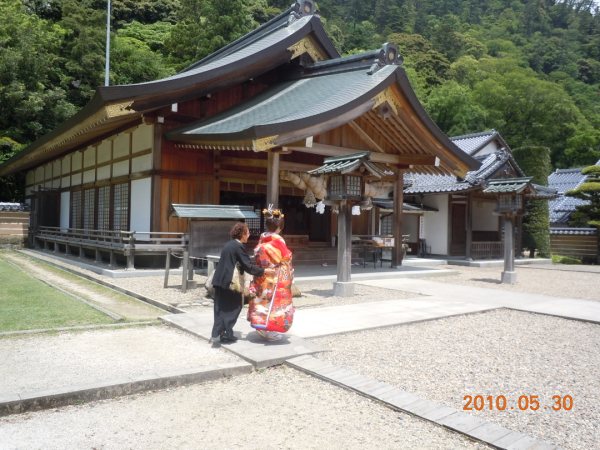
[{"x1": 0, "y1": 0, "x2": 479, "y2": 275}]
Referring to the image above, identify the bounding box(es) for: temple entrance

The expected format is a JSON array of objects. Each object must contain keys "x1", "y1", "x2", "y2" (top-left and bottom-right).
[
  {"x1": 450, "y1": 203, "x2": 466, "y2": 256},
  {"x1": 219, "y1": 191, "x2": 330, "y2": 243}
]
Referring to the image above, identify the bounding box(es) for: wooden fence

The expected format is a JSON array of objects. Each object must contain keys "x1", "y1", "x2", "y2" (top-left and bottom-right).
[
  {"x1": 0, "y1": 211, "x2": 29, "y2": 246},
  {"x1": 34, "y1": 226, "x2": 187, "y2": 269},
  {"x1": 550, "y1": 228, "x2": 598, "y2": 261}
]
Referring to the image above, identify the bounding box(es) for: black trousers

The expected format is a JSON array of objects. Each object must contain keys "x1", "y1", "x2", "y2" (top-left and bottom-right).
[{"x1": 211, "y1": 286, "x2": 243, "y2": 339}]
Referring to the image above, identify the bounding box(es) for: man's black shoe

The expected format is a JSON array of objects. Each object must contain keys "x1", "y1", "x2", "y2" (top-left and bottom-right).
[{"x1": 220, "y1": 335, "x2": 238, "y2": 344}]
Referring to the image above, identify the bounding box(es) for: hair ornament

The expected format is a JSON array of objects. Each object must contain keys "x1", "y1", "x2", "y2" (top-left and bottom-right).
[{"x1": 262, "y1": 204, "x2": 284, "y2": 219}]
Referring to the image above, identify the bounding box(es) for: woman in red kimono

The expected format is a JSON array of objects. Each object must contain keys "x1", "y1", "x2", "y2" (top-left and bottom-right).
[{"x1": 247, "y1": 207, "x2": 294, "y2": 341}]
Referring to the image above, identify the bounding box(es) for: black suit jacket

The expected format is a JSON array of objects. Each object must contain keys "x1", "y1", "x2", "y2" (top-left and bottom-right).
[{"x1": 211, "y1": 239, "x2": 264, "y2": 289}]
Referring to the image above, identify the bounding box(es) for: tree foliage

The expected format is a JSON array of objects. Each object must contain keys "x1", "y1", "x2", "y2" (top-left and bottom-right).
[
  {"x1": 1, "y1": 0, "x2": 599, "y2": 201},
  {"x1": 512, "y1": 145, "x2": 552, "y2": 257}
]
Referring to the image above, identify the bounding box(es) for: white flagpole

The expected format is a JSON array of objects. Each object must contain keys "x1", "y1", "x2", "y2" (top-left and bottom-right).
[{"x1": 104, "y1": 0, "x2": 111, "y2": 86}]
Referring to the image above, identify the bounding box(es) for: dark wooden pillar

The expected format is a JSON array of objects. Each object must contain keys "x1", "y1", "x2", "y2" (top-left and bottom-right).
[
  {"x1": 465, "y1": 193, "x2": 473, "y2": 260},
  {"x1": 266, "y1": 151, "x2": 280, "y2": 208},
  {"x1": 391, "y1": 168, "x2": 404, "y2": 268},
  {"x1": 333, "y1": 200, "x2": 354, "y2": 296}
]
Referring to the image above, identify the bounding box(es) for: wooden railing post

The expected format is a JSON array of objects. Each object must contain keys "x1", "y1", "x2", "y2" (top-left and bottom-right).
[
  {"x1": 182, "y1": 249, "x2": 189, "y2": 293},
  {"x1": 164, "y1": 248, "x2": 171, "y2": 288},
  {"x1": 126, "y1": 232, "x2": 135, "y2": 270}
]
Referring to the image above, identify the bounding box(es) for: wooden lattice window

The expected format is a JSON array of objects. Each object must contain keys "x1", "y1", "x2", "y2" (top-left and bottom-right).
[
  {"x1": 112, "y1": 182, "x2": 129, "y2": 231},
  {"x1": 83, "y1": 188, "x2": 95, "y2": 230},
  {"x1": 380, "y1": 214, "x2": 392, "y2": 235},
  {"x1": 97, "y1": 186, "x2": 110, "y2": 230},
  {"x1": 70, "y1": 190, "x2": 82, "y2": 229}
]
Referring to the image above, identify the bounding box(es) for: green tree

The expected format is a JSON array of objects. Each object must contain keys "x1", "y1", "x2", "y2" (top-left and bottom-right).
[
  {"x1": 387, "y1": 33, "x2": 450, "y2": 88},
  {"x1": 59, "y1": 0, "x2": 106, "y2": 105},
  {"x1": 0, "y1": 137, "x2": 25, "y2": 201},
  {"x1": 512, "y1": 145, "x2": 552, "y2": 258},
  {"x1": 111, "y1": 35, "x2": 175, "y2": 85},
  {"x1": 0, "y1": 0, "x2": 76, "y2": 143},
  {"x1": 425, "y1": 81, "x2": 487, "y2": 136},
  {"x1": 566, "y1": 164, "x2": 600, "y2": 262},
  {"x1": 165, "y1": 0, "x2": 256, "y2": 69}
]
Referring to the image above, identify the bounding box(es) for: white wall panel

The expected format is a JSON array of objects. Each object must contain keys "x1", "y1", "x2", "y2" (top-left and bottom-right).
[
  {"x1": 97, "y1": 140, "x2": 111, "y2": 164},
  {"x1": 83, "y1": 146, "x2": 95, "y2": 168},
  {"x1": 130, "y1": 177, "x2": 151, "y2": 236},
  {"x1": 113, "y1": 134, "x2": 130, "y2": 158},
  {"x1": 132, "y1": 124, "x2": 153, "y2": 153},
  {"x1": 423, "y1": 194, "x2": 449, "y2": 255},
  {"x1": 96, "y1": 165, "x2": 111, "y2": 181},
  {"x1": 131, "y1": 154, "x2": 152, "y2": 173},
  {"x1": 82, "y1": 169, "x2": 95, "y2": 184},
  {"x1": 60, "y1": 191, "x2": 70, "y2": 231},
  {"x1": 112, "y1": 160, "x2": 129, "y2": 177}
]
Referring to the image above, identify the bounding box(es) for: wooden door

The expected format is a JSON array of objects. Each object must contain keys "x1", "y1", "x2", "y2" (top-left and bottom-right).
[{"x1": 450, "y1": 203, "x2": 466, "y2": 256}]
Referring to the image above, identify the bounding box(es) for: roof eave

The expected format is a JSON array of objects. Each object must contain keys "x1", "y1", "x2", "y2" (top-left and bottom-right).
[{"x1": 393, "y1": 70, "x2": 479, "y2": 177}]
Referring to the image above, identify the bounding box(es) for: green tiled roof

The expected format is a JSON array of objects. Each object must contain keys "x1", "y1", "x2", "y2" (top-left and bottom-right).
[
  {"x1": 169, "y1": 65, "x2": 398, "y2": 142},
  {"x1": 308, "y1": 152, "x2": 394, "y2": 178},
  {"x1": 170, "y1": 204, "x2": 258, "y2": 219},
  {"x1": 482, "y1": 177, "x2": 532, "y2": 193}
]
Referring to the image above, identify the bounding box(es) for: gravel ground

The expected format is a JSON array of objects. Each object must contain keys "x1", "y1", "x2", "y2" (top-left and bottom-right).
[
  {"x1": 0, "y1": 325, "x2": 239, "y2": 394},
  {"x1": 0, "y1": 367, "x2": 488, "y2": 450},
  {"x1": 430, "y1": 264, "x2": 600, "y2": 301},
  {"x1": 312, "y1": 309, "x2": 600, "y2": 450}
]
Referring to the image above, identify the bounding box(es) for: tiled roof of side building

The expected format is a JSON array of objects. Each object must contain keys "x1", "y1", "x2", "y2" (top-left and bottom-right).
[{"x1": 450, "y1": 130, "x2": 496, "y2": 155}]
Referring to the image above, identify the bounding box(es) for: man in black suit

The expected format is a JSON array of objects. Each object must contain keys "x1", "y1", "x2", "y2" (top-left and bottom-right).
[{"x1": 210, "y1": 222, "x2": 272, "y2": 344}]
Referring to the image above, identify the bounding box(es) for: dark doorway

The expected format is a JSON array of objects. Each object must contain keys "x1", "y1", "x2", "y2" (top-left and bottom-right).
[
  {"x1": 450, "y1": 203, "x2": 466, "y2": 255},
  {"x1": 30, "y1": 189, "x2": 60, "y2": 230}
]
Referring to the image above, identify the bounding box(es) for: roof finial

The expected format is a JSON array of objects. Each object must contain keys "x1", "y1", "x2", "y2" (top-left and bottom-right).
[
  {"x1": 288, "y1": 0, "x2": 317, "y2": 24},
  {"x1": 368, "y1": 43, "x2": 403, "y2": 74}
]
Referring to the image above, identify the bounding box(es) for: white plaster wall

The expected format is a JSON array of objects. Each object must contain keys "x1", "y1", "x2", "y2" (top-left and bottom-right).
[
  {"x1": 423, "y1": 194, "x2": 449, "y2": 255},
  {"x1": 130, "y1": 178, "x2": 151, "y2": 236},
  {"x1": 132, "y1": 124, "x2": 153, "y2": 153},
  {"x1": 473, "y1": 200, "x2": 498, "y2": 231},
  {"x1": 474, "y1": 141, "x2": 500, "y2": 157},
  {"x1": 96, "y1": 165, "x2": 111, "y2": 181},
  {"x1": 131, "y1": 153, "x2": 152, "y2": 172},
  {"x1": 60, "y1": 191, "x2": 70, "y2": 231}
]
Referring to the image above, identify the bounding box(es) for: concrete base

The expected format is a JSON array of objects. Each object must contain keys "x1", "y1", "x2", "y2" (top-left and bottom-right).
[
  {"x1": 501, "y1": 271, "x2": 517, "y2": 284},
  {"x1": 333, "y1": 281, "x2": 354, "y2": 297}
]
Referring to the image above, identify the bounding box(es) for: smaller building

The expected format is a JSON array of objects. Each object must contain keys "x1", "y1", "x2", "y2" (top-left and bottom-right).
[
  {"x1": 547, "y1": 160, "x2": 600, "y2": 261},
  {"x1": 396, "y1": 130, "x2": 554, "y2": 259}
]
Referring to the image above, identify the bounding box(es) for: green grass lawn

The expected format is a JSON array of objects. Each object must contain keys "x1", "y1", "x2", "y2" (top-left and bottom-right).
[{"x1": 0, "y1": 258, "x2": 115, "y2": 332}]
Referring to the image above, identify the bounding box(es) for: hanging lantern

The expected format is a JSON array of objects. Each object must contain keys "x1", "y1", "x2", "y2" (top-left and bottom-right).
[{"x1": 327, "y1": 174, "x2": 363, "y2": 201}]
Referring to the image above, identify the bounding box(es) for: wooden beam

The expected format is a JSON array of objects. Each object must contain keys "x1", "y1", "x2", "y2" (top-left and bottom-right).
[
  {"x1": 348, "y1": 120, "x2": 385, "y2": 153},
  {"x1": 218, "y1": 156, "x2": 317, "y2": 172},
  {"x1": 286, "y1": 143, "x2": 439, "y2": 166}
]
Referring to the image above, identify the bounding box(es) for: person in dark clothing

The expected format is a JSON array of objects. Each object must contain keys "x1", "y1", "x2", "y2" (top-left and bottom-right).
[{"x1": 210, "y1": 222, "x2": 272, "y2": 344}]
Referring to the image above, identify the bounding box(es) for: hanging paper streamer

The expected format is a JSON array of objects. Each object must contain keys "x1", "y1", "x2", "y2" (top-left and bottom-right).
[
  {"x1": 352, "y1": 205, "x2": 361, "y2": 215},
  {"x1": 315, "y1": 200, "x2": 325, "y2": 214}
]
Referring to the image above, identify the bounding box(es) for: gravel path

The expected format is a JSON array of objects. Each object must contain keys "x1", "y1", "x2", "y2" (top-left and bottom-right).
[
  {"x1": 0, "y1": 325, "x2": 239, "y2": 394},
  {"x1": 312, "y1": 309, "x2": 600, "y2": 450},
  {"x1": 429, "y1": 264, "x2": 600, "y2": 301},
  {"x1": 0, "y1": 367, "x2": 488, "y2": 450}
]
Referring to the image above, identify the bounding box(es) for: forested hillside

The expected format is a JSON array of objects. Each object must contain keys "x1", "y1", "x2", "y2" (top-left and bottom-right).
[{"x1": 1, "y1": 0, "x2": 599, "y2": 187}]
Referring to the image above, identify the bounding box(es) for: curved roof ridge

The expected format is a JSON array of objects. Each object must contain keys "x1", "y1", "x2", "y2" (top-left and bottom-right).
[{"x1": 182, "y1": 3, "x2": 298, "y2": 72}]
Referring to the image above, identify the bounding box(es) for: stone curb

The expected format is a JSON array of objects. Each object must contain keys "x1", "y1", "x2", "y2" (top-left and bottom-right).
[
  {"x1": 17, "y1": 249, "x2": 186, "y2": 314},
  {"x1": 0, "y1": 362, "x2": 252, "y2": 417},
  {"x1": 285, "y1": 355, "x2": 560, "y2": 450}
]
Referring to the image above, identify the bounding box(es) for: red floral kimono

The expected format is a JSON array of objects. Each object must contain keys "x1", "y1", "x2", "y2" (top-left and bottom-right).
[{"x1": 247, "y1": 232, "x2": 294, "y2": 334}]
